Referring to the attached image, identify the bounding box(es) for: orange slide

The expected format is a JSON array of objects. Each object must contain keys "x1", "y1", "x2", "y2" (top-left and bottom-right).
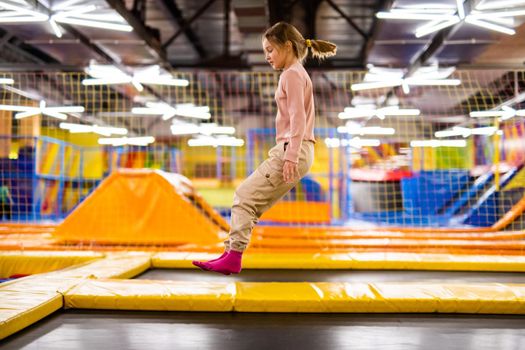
[{"x1": 54, "y1": 169, "x2": 228, "y2": 246}]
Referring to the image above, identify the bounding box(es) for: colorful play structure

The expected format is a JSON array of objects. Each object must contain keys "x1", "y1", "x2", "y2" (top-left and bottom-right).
[{"x1": 2, "y1": 119, "x2": 525, "y2": 229}]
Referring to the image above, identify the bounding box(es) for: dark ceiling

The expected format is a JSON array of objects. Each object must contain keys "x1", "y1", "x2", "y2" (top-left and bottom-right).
[{"x1": 0, "y1": 0, "x2": 524, "y2": 72}]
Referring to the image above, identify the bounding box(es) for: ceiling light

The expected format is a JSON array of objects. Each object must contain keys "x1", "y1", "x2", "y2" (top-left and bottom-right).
[
  {"x1": 0, "y1": 100, "x2": 84, "y2": 120},
  {"x1": 435, "y1": 126, "x2": 498, "y2": 138},
  {"x1": 0, "y1": 1, "x2": 132, "y2": 36},
  {"x1": 410, "y1": 139, "x2": 467, "y2": 147},
  {"x1": 132, "y1": 102, "x2": 210, "y2": 120},
  {"x1": 337, "y1": 125, "x2": 396, "y2": 135},
  {"x1": 0, "y1": 78, "x2": 14, "y2": 84},
  {"x1": 98, "y1": 136, "x2": 155, "y2": 146},
  {"x1": 82, "y1": 64, "x2": 189, "y2": 91},
  {"x1": 351, "y1": 65, "x2": 460, "y2": 93},
  {"x1": 476, "y1": 0, "x2": 525, "y2": 10},
  {"x1": 59, "y1": 122, "x2": 127, "y2": 136},
  {"x1": 470, "y1": 105, "x2": 525, "y2": 121},
  {"x1": 377, "y1": 1, "x2": 525, "y2": 37},
  {"x1": 338, "y1": 105, "x2": 420, "y2": 120},
  {"x1": 188, "y1": 135, "x2": 244, "y2": 147},
  {"x1": 324, "y1": 137, "x2": 381, "y2": 148}
]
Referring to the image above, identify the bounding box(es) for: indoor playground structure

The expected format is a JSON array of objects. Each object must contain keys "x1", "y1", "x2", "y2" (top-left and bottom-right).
[{"x1": 2, "y1": 2, "x2": 525, "y2": 348}]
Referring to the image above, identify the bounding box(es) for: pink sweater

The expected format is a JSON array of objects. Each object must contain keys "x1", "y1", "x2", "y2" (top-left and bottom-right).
[{"x1": 275, "y1": 61, "x2": 316, "y2": 163}]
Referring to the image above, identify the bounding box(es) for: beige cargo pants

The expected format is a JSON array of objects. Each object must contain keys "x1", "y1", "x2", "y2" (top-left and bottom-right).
[{"x1": 224, "y1": 140, "x2": 314, "y2": 252}]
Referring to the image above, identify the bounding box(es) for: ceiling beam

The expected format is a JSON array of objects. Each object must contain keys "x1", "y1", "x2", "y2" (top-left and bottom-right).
[
  {"x1": 360, "y1": 0, "x2": 394, "y2": 63},
  {"x1": 324, "y1": 0, "x2": 368, "y2": 40},
  {"x1": 0, "y1": 31, "x2": 13, "y2": 51},
  {"x1": 224, "y1": 0, "x2": 231, "y2": 56},
  {"x1": 105, "y1": 0, "x2": 169, "y2": 67},
  {"x1": 301, "y1": 0, "x2": 322, "y2": 41},
  {"x1": 161, "y1": 0, "x2": 217, "y2": 50},
  {"x1": 156, "y1": 0, "x2": 209, "y2": 58},
  {"x1": 0, "y1": 63, "x2": 81, "y2": 71},
  {"x1": 268, "y1": 0, "x2": 287, "y2": 24}
]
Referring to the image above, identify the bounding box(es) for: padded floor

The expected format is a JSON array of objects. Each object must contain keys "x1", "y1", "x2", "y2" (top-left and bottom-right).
[
  {"x1": 3, "y1": 310, "x2": 525, "y2": 350},
  {"x1": 137, "y1": 269, "x2": 525, "y2": 283}
]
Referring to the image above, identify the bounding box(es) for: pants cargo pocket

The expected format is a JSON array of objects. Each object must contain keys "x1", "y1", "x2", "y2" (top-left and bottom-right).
[{"x1": 256, "y1": 160, "x2": 283, "y2": 188}]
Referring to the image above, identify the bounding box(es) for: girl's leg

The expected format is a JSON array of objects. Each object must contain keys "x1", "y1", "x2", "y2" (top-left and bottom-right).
[{"x1": 193, "y1": 142, "x2": 313, "y2": 275}]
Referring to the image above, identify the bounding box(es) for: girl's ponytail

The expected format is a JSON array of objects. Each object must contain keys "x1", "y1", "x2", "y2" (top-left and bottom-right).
[{"x1": 306, "y1": 39, "x2": 337, "y2": 60}]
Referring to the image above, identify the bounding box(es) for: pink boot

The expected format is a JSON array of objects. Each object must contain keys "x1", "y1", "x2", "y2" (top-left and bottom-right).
[{"x1": 192, "y1": 250, "x2": 243, "y2": 275}]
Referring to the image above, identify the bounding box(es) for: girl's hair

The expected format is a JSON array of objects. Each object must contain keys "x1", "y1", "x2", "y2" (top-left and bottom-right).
[{"x1": 263, "y1": 22, "x2": 337, "y2": 62}]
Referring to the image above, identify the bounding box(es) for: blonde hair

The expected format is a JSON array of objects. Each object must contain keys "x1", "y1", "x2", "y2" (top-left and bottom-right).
[{"x1": 263, "y1": 22, "x2": 337, "y2": 62}]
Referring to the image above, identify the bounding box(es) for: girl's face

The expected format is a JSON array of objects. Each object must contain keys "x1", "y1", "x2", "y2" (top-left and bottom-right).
[{"x1": 263, "y1": 38, "x2": 290, "y2": 70}]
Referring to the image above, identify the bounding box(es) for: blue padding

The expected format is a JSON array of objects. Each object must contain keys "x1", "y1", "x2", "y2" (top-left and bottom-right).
[
  {"x1": 287, "y1": 175, "x2": 325, "y2": 202},
  {"x1": 401, "y1": 170, "x2": 470, "y2": 215},
  {"x1": 443, "y1": 171, "x2": 493, "y2": 216},
  {"x1": 462, "y1": 166, "x2": 521, "y2": 227},
  {"x1": 300, "y1": 175, "x2": 324, "y2": 202}
]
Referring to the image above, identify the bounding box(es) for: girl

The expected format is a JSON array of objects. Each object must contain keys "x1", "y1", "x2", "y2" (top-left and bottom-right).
[{"x1": 193, "y1": 22, "x2": 337, "y2": 275}]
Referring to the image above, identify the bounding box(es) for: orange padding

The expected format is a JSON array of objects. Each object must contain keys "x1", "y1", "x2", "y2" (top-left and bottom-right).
[
  {"x1": 252, "y1": 226, "x2": 525, "y2": 240},
  {"x1": 260, "y1": 201, "x2": 331, "y2": 223},
  {"x1": 54, "y1": 169, "x2": 228, "y2": 245},
  {"x1": 492, "y1": 194, "x2": 525, "y2": 231}
]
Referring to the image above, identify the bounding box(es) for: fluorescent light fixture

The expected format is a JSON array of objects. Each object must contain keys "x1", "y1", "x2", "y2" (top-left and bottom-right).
[
  {"x1": 338, "y1": 125, "x2": 396, "y2": 135},
  {"x1": 470, "y1": 126, "x2": 498, "y2": 135},
  {"x1": 464, "y1": 17, "x2": 515, "y2": 35},
  {"x1": 377, "y1": 2, "x2": 525, "y2": 37},
  {"x1": 324, "y1": 137, "x2": 381, "y2": 148},
  {"x1": 410, "y1": 139, "x2": 467, "y2": 147},
  {"x1": 470, "y1": 105, "x2": 524, "y2": 120},
  {"x1": 435, "y1": 126, "x2": 471, "y2": 138},
  {"x1": 54, "y1": 17, "x2": 132, "y2": 31},
  {"x1": 476, "y1": 0, "x2": 525, "y2": 10},
  {"x1": 59, "y1": 122, "x2": 127, "y2": 136},
  {"x1": 170, "y1": 121, "x2": 235, "y2": 136},
  {"x1": 457, "y1": 0, "x2": 465, "y2": 19},
  {"x1": 0, "y1": 16, "x2": 47, "y2": 22},
  {"x1": 48, "y1": 17, "x2": 63, "y2": 37},
  {"x1": 0, "y1": 100, "x2": 84, "y2": 120},
  {"x1": 0, "y1": 78, "x2": 14, "y2": 84},
  {"x1": 435, "y1": 126, "x2": 498, "y2": 138},
  {"x1": 188, "y1": 135, "x2": 244, "y2": 147},
  {"x1": 83, "y1": 64, "x2": 189, "y2": 91},
  {"x1": 199, "y1": 123, "x2": 235, "y2": 135},
  {"x1": 0, "y1": 1, "x2": 132, "y2": 36},
  {"x1": 338, "y1": 105, "x2": 420, "y2": 120},
  {"x1": 376, "y1": 12, "x2": 454, "y2": 20},
  {"x1": 351, "y1": 80, "x2": 403, "y2": 91},
  {"x1": 351, "y1": 65, "x2": 460, "y2": 92},
  {"x1": 405, "y1": 78, "x2": 461, "y2": 86},
  {"x1": 98, "y1": 136, "x2": 155, "y2": 146},
  {"x1": 415, "y1": 17, "x2": 461, "y2": 37},
  {"x1": 0, "y1": 1, "x2": 48, "y2": 19},
  {"x1": 469, "y1": 110, "x2": 506, "y2": 117},
  {"x1": 132, "y1": 102, "x2": 211, "y2": 120}
]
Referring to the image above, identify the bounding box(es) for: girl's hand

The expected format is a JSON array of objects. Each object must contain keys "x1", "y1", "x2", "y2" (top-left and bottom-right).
[{"x1": 283, "y1": 160, "x2": 300, "y2": 184}]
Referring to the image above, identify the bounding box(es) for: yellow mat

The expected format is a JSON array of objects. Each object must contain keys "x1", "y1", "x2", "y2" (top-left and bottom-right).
[
  {"x1": 63, "y1": 279, "x2": 525, "y2": 314},
  {"x1": 152, "y1": 251, "x2": 525, "y2": 272},
  {"x1": 0, "y1": 252, "x2": 152, "y2": 340},
  {"x1": 0, "y1": 251, "x2": 104, "y2": 278}
]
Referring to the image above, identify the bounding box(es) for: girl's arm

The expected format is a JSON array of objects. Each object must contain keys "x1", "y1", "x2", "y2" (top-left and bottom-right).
[{"x1": 283, "y1": 70, "x2": 306, "y2": 164}]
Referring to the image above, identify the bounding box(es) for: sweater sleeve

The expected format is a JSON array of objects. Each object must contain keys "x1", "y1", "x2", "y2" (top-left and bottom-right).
[{"x1": 283, "y1": 69, "x2": 306, "y2": 163}]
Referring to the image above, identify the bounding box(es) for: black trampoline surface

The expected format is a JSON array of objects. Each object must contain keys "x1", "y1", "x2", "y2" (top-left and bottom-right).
[
  {"x1": 4, "y1": 269, "x2": 525, "y2": 349},
  {"x1": 136, "y1": 268, "x2": 525, "y2": 283},
  {"x1": 3, "y1": 310, "x2": 525, "y2": 350}
]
